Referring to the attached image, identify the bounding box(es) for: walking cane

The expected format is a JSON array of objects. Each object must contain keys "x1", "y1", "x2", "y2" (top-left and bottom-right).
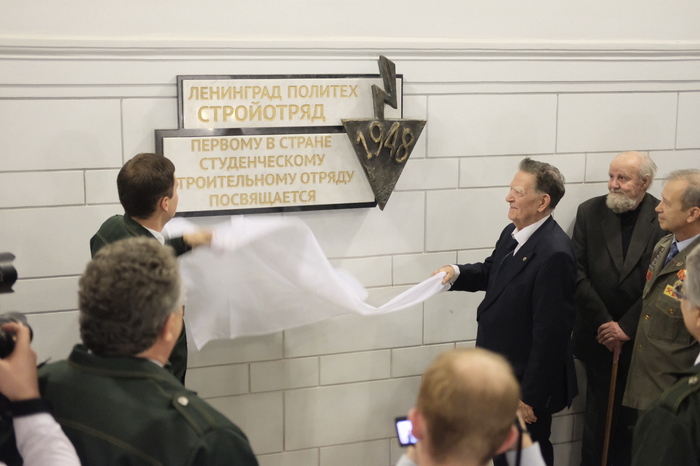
[{"x1": 601, "y1": 344, "x2": 621, "y2": 466}]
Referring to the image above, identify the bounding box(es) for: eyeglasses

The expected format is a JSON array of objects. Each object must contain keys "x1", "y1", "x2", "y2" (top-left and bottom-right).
[{"x1": 673, "y1": 282, "x2": 687, "y2": 301}]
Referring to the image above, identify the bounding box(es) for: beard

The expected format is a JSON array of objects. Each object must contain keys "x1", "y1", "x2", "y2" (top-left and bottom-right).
[{"x1": 606, "y1": 191, "x2": 637, "y2": 214}]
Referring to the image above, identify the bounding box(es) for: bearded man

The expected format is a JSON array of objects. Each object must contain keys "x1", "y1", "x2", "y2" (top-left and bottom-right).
[{"x1": 571, "y1": 151, "x2": 665, "y2": 465}]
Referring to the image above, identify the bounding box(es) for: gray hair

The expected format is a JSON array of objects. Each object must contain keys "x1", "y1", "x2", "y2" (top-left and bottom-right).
[
  {"x1": 79, "y1": 237, "x2": 182, "y2": 356},
  {"x1": 519, "y1": 157, "x2": 566, "y2": 209},
  {"x1": 618, "y1": 151, "x2": 657, "y2": 187},
  {"x1": 666, "y1": 169, "x2": 700, "y2": 210}
]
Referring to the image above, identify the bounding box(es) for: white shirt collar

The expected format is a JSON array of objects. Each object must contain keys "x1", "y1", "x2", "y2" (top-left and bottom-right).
[
  {"x1": 512, "y1": 215, "x2": 550, "y2": 254},
  {"x1": 145, "y1": 227, "x2": 165, "y2": 245}
]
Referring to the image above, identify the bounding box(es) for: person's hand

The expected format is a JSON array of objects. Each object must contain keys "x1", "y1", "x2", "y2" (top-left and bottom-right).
[
  {"x1": 0, "y1": 323, "x2": 40, "y2": 401},
  {"x1": 596, "y1": 321, "x2": 630, "y2": 350},
  {"x1": 515, "y1": 411, "x2": 534, "y2": 448},
  {"x1": 432, "y1": 266, "x2": 454, "y2": 285},
  {"x1": 518, "y1": 400, "x2": 537, "y2": 424},
  {"x1": 183, "y1": 230, "x2": 213, "y2": 249}
]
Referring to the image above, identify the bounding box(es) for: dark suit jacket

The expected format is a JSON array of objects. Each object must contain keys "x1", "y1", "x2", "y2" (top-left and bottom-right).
[
  {"x1": 571, "y1": 193, "x2": 665, "y2": 362},
  {"x1": 451, "y1": 216, "x2": 577, "y2": 413}
]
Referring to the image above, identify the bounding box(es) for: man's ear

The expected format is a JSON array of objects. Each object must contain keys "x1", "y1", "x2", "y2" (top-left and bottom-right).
[
  {"x1": 495, "y1": 425, "x2": 519, "y2": 455},
  {"x1": 158, "y1": 196, "x2": 170, "y2": 214},
  {"x1": 407, "y1": 408, "x2": 425, "y2": 441},
  {"x1": 687, "y1": 206, "x2": 700, "y2": 223},
  {"x1": 160, "y1": 311, "x2": 180, "y2": 344},
  {"x1": 537, "y1": 193, "x2": 551, "y2": 212}
]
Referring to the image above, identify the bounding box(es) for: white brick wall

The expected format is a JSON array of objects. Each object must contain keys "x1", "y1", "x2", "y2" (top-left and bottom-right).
[{"x1": 1, "y1": 5, "x2": 700, "y2": 464}]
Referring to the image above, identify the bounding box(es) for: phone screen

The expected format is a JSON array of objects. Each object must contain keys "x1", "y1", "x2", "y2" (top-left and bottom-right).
[{"x1": 395, "y1": 416, "x2": 417, "y2": 446}]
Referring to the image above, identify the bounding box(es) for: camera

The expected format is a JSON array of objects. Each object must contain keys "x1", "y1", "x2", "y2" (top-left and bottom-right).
[
  {"x1": 0, "y1": 253, "x2": 30, "y2": 358},
  {"x1": 0, "y1": 313, "x2": 31, "y2": 359},
  {"x1": 0, "y1": 253, "x2": 17, "y2": 294},
  {"x1": 395, "y1": 416, "x2": 417, "y2": 446}
]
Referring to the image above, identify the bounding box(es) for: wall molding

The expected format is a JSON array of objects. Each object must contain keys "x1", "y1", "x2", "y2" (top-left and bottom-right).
[{"x1": 2, "y1": 37, "x2": 700, "y2": 60}]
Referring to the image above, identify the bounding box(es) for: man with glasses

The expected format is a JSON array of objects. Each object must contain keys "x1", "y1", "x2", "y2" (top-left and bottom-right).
[
  {"x1": 433, "y1": 158, "x2": 577, "y2": 466},
  {"x1": 630, "y1": 246, "x2": 700, "y2": 465},
  {"x1": 622, "y1": 169, "x2": 700, "y2": 414}
]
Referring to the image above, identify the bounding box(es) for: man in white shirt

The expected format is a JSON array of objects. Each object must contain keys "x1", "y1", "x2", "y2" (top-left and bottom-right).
[
  {"x1": 0, "y1": 322, "x2": 80, "y2": 466},
  {"x1": 433, "y1": 158, "x2": 577, "y2": 466}
]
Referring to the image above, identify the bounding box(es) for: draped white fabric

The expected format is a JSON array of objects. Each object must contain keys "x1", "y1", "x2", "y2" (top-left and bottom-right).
[{"x1": 165, "y1": 217, "x2": 448, "y2": 350}]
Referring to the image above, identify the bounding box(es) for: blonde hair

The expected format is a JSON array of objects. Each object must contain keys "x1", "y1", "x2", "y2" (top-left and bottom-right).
[{"x1": 416, "y1": 348, "x2": 520, "y2": 463}]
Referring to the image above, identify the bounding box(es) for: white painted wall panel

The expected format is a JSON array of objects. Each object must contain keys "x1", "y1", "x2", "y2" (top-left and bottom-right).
[
  {"x1": 320, "y1": 350, "x2": 390, "y2": 385},
  {"x1": 284, "y1": 378, "x2": 420, "y2": 450},
  {"x1": 320, "y1": 439, "x2": 390, "y2": 466},
  {"x1": 0, "y1": 171, "x2": 84, "y2": 208},
  {"x1": 207, "y1": 392, "x2": 284, "y2": 455},
  {"x1": 85, "y1": 169, "x2": 119, "y2": 204},
  {"x1": 1, "y1": 205, "x2": 116, "y2": 277},
  {"x1": 186, "y1": 363, "x2": 249, "y2": 398},
  {"x1": 250, "y1": 358, "x2": 319, "y2": 393},
  {"x1": 557, "y1": 93, "x2": 678, "y2": 153},
  {"x1": 122, "y1": 98, "x2": 179, "y2": 158},
  {"x1": 0, "y1": 100, "x2": 122, "y2": 171},
  {"x1": 676, "y1": 92, "x2": 700, "y2": 149},
  {"x1": 428, "y1": 94, "x2": 558, "y2": 157}
]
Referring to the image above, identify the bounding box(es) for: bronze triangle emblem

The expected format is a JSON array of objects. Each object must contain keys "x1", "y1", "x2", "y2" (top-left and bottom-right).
[{"x1": 342, "y1": 56, "x2": 426, "y2": 210}]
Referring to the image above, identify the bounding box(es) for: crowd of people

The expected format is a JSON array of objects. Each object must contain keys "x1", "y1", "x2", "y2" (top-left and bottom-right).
[{"x1": 0, "y1": 151, "x2": 698, "y2": 465}]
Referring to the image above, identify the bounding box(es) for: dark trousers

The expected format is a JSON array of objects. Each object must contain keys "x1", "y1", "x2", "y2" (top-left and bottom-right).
[
  {"x1": 494, "y1": 409, "x2": 553, "y2": 466},
  {"x1": 579, "y1": 349, "x2": 633, "y2": 466}
]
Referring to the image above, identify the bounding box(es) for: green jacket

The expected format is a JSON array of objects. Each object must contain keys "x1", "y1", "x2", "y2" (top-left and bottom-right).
[
  {"x1": 38, "y1": 345, "x2": 258, "y2": 466},
  {"x1": 632, "y1": 363, "x2": 700, "y2": 465},
  {"x1": 90, "y1": 214, "x2": 189, "y2": 382},
  {"x1": 90, "y1": 214, "x2": 189, "y2": 258},
  {"x1": 623, "y1": 234, "x2": 700, "y2": 410}
]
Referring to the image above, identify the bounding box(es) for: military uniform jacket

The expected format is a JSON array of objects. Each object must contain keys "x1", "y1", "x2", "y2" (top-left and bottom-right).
[
  {"x1": 623, "y1": 234, "x2": 700, "y2": 410},
  {"x1": 37, "y1": 345, "x2": 259, "y2": 466},
  {"x1": 631, "y1": 363, "x2": 700, "y2": 465},
  {"x1": 90, "y1": 214, "x2": 190, "y2": 382}
]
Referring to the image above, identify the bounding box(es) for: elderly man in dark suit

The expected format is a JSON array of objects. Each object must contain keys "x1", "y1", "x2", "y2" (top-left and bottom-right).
[
  {"x1": 434, "y1": 157, "x2": 577, "y2": 466},
  {"x1": 572, "y1": 151, "x2": 664, "y2": 466}
]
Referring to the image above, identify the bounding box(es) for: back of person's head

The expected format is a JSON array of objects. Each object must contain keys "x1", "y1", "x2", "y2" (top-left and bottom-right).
[
  {"x1": 519, "y1": 157, "x2": 566, "y2": 209},
  {"x1": 117, "y1": 153, "x2": 176, "y2": 219},
  {"x1": 78, "y1": 237, "x2": 182, "y2": 356},
  {"x1": 416, "y1": 348, "x2": 520, "y2": 464},
  {"x1": 666, "y1": 168, "x2": 700, "y2": 211}
]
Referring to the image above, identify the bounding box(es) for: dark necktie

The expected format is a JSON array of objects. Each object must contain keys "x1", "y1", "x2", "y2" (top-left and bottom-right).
[
  {"x1": 664, "y1": 242, "x2": 679, "y2": 267},
  {"x1": 496, "y1": 237, "x2": 518, "y2": 275}
]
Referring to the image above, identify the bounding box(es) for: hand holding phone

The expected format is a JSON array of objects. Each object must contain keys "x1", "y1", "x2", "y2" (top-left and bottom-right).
[{"x1": 395, "y1": 416, "x2": 417, "y2": 446}]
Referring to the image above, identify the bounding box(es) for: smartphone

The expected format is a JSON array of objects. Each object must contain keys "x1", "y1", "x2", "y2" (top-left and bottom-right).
[{"x1": 395, "y1": 416, "x2": 417, "y2": 446}]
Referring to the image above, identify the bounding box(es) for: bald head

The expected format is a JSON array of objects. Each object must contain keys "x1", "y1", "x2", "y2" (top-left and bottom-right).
[
  {"x1": 606, "y1": 151, "x2": 656, "y2": 213},
  {"x1": 415, "y1": 348, "x2": 520, "y2": 464}
]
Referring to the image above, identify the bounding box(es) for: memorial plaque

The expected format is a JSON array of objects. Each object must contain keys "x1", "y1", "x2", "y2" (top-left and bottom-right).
[
  {"x1": 156, "y1": 128, "x2": 375, "y2": 216},
  {"x1": 157, "y1": 58, "x2": 423, "y2": 215},
  {"x1": 179, "y1": 75, "x2": 402, "y2": 129}
]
